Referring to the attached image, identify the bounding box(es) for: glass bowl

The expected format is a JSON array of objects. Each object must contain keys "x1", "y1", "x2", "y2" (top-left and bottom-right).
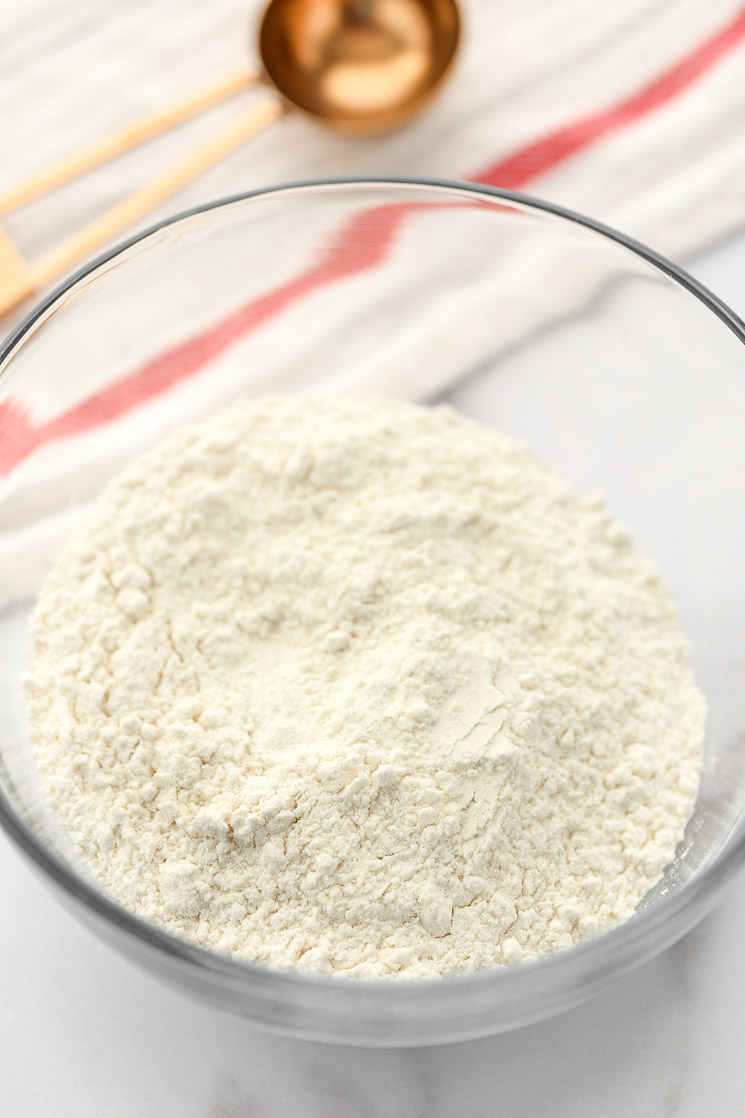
[{"x1": 1, "y1": 178, "x2": 744, "y2": 1048}]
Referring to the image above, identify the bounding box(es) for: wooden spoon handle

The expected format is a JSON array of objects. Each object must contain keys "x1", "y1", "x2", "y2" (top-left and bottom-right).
[
  {"x1": 31, "y1": 98, "x2": 284, "y2": 290},
  {"x1": 0, "y1": 70, "x2": 259, "y2": 217},
  {"x1": 0, "y1": 227, "x2": 34, "y2": 318}
]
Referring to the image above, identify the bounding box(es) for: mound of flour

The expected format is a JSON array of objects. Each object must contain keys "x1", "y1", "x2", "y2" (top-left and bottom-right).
[{"x1": 24, "y1": 397, "x2": 704, "y2": 977}]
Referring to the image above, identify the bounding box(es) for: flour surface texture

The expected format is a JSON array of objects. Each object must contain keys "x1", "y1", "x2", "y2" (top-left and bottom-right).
[{"x1": 25, "y1": 397, "x2": 704, "y2": 977}]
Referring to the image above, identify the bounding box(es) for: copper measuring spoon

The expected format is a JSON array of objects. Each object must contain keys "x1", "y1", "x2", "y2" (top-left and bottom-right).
[{"x1": 0, "y1": 0, "x2": 461, "y2": 317}]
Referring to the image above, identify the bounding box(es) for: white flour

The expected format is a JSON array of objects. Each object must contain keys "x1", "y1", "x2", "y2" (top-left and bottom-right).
[{"x1": 24, "y1": 397, "x2": 704, "y2": 977}]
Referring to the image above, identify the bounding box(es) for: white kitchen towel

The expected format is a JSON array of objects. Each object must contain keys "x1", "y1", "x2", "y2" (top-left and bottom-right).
[
  {"x1": 3, "y1": 0, "x2": 745, "y2": 267},
  {"x1": 1, "y1": 0, "x2": 745, "y2": 608}
]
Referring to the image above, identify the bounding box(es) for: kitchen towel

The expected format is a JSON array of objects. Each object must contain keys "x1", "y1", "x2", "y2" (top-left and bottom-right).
[{"x1": 1, "y1": 0, "x2": 745, "y2": 607}]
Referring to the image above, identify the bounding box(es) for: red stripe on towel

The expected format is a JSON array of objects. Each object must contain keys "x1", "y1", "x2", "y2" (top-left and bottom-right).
[{"x1": 3, "y1": 4, "x2": 745, "y2": 473}]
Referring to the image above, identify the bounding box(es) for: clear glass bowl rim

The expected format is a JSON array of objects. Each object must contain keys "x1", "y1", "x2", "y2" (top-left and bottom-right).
[{"x1": 2, "y1": 175, "x2": 745, "y2": 1014}]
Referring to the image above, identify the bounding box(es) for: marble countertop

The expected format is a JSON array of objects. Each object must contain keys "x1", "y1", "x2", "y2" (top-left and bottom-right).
[{"x1": 3, "y1": 228, "x2": 745, "y2": 1118}]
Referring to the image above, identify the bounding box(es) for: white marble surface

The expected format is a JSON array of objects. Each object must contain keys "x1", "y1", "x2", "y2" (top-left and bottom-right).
[{"x1": 3, "y1": 227, "x2": 745, "y2": 1116}]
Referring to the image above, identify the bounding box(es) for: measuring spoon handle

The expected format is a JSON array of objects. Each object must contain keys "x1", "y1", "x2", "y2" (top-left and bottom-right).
[
  {"x1": 0, "y1": 70, "x2": 259, "y2": 217},
  {"x1": 25, "y1": 98, "x2": 284, "y2": 301}
]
